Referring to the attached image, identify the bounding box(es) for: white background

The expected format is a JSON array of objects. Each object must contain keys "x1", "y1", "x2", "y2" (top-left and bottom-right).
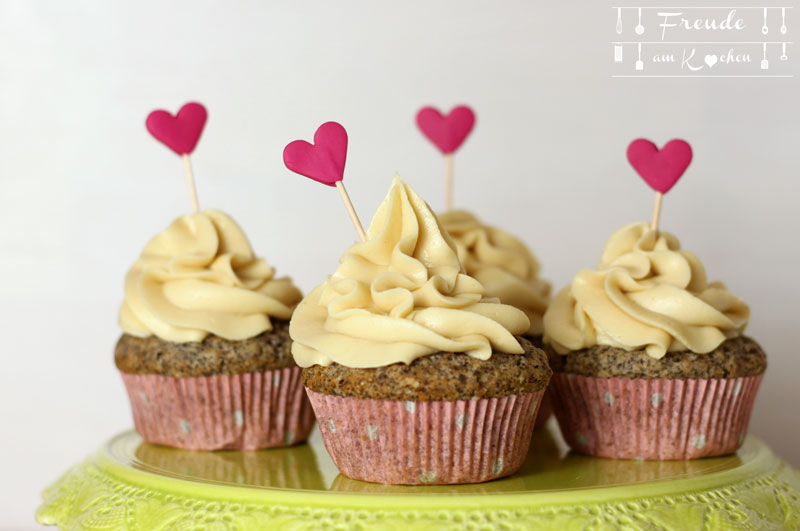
[{"x1": 1, "y1": 1, "x2": 798, "y2": 528}]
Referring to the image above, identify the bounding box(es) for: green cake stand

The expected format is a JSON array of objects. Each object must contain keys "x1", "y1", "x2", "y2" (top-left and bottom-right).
[{"x1": 37, "y1": 422, "x2": 800, "y2": 530}]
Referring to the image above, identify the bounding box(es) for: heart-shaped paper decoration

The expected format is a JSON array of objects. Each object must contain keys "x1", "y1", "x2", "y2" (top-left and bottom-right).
[
  {"x1": 416, "y1": 105, "x2": 475, "y2": 154},
  {"x1": 283, "y1": 122, "x2": 348, "y2": 186},
  {"x1": 146, "y1": 102, "x2": 207, "y2": 155},
  {"x1": 627, "y1": 138, "x2": 693, "y2": 194}
]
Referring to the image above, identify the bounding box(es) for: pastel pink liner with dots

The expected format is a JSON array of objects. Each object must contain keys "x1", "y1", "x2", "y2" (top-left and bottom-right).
[
  {"x1": 549, "y1": 374, "x2": 762, "y2": 460},
  {"x1": 306, "y1": 389, "x2": 545, "y2": 485},
  {"x1": 121, "y1": 367, "x2": 315, "y2": 450}
]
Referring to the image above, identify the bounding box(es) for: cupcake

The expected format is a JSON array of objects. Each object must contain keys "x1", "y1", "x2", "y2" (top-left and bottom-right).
[
  {"x1": 115, "y1": 210, "x2": 313, "y2": 450},
  {"x1": 291, "y1": 177, "x2": 551, "y2": 485},
  {"x1": 543, "y1": 222, "x2": 765, "y2": 460},
  {"x1": 439, "y1": 210, "x2": 553, "y2": 427}
]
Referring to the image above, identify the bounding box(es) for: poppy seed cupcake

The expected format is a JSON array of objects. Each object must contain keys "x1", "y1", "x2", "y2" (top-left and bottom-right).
[
  {"x1": 543, "y1": 222, "x2": 764, "y2": 460},
  {"x1": 439, "y1": 210, "x2": 553, "y2": 428},
  {"x1": 116, "y1": 210, "x2": 312, "y2": 450},
  {"x1": 291, "y1": 177, "x2": 551, "y2": 485}
]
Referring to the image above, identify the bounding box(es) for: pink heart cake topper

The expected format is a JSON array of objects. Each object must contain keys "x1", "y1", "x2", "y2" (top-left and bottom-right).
[
  {"x1": 283, "y1": 122, "x2": 348, "y2": 187},
  {"x1": 416, "y1": 105, "x2": 476, "y2": 154},
  {"x1": 627, "y1": 138, "x2": 693, "y2": 194},
  {"x1": 146, "y1": 102, "x2": 207, "y2": 155}
]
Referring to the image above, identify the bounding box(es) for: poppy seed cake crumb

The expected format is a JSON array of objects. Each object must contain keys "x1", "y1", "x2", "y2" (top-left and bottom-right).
[
  {"x1": 542, "y1": 336, "x2": 765, "y2": 379},
  {"x1": 115, "y1": 320, "x2": 295, "y2": 377},
  {"x1": 302, "y1": 336, "x2": 551, "y2": 401}
]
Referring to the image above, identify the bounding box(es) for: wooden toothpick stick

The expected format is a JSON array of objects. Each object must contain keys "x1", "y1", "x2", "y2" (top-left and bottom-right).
[
  {"x1": 283, "y1": 122, "x2": 367, "y2": 242},
  {"x1": 335, "y1": 181, "x2": 367, "y2": 242},
  {"x1": 444, "y1": 154, "x2": 454, "y2": 211},
  {"x1": 182, "y1": 154, "x2": 200, "y2": 214},
  {"x1": 650, "y1": 191, "x2": 663, "y2": 232},
  {"x1": 415, "y1": 106, "x2": 475, "y2": 212},
  {"x1": 145, "y1": 102, "x2": 207, "y2": 214}
]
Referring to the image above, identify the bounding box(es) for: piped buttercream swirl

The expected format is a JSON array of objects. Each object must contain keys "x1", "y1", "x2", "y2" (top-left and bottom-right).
[
  {"x1": 290, "y1": 177, "x2": 530, "y2": 368},
  {"x1": 543, "y1": 222, "x2": 749, "y2": 359},
  {"x1": 119, "y1": 210, "x2": 302, "y2": 342},
  {"x1": 439, "y1": 210, "x2": 551, "y2": 336}
]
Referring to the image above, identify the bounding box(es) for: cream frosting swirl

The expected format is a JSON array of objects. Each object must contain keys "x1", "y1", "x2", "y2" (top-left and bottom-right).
[
  {"x1": 290, "y1": 177, "x2": 530, "y2": 368},
  {"x1": 439, "y1": 210, "x2": 551, "y2": 336},
  {"x1": 543, "y1": 222, "x2": 749, "y2": 359},
  {"x1": 119, "y1": 210, "x2": 303, "y2": 342}
]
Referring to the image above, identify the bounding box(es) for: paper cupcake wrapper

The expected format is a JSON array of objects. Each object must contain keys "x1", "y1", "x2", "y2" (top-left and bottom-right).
[
  {"x1": 550, "y1": 373, "x2": 762, "y2": 460},
  {"x1": 533, "y1": 387, "x2": 553, "y2": 429},
  {"x1": 121, "y1": 367, "x2": 315, "y2": 450},
  {"x1": 306, "y1": 389, "x2": 544, "y2": 485}
]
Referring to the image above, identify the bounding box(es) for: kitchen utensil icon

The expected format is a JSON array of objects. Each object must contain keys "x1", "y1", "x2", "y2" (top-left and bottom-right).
[
  {"x1": 636, "y1": 42, "x2": 643, "y2": 70},
  {"x1": 761, "y1": 42, "x2": 769, "y2": 69},
  {"x1": 614, "y1": 44, "x2": 623, "y2": 63},
  {"x1": 762, "y1": 8, "x2": 769, "y2": 35},
  {"x1": 635, "y1": 8, "x2": 645, "y2": 35},
  {"x1": 781, "y1": 42, "x2": 788, "y2": 60},
  {"x1": 616, "y1": 8, "x2": 623, "y2": 34},
  {"x1": 781, "y1": 8, "x2": 787, "y2": 35}
]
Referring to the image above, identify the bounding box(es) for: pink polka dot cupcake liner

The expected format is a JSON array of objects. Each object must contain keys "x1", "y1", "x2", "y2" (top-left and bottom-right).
[
  {"x1": 549, "y1": 373, "x2": 762, "y2": 460},
  {"x1": 306, "y1": 388, "x2": 545, "y2": 485},
  {"x1": 120, "y1": 367, "x2": 315, "y2": 450}
]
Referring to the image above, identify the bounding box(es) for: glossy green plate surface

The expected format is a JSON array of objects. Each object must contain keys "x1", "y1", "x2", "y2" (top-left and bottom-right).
[{"x1": 38, "y1": 422, "x2": 800, "y2": 530}]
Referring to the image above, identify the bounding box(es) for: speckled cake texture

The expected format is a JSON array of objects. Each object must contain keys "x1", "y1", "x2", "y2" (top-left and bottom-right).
[
  {"x1": 115, "y1": 320, "x2": 295, "y2": 377},
  {"x1": 544, "y1": 336, "x2": 766, "y2": 379},
  {"x1": 306, "y1": 388, "x2": 544, "y2": 485},
  {"x1": 302, "y1": 336, "x2": 551, "y2": 401}
]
